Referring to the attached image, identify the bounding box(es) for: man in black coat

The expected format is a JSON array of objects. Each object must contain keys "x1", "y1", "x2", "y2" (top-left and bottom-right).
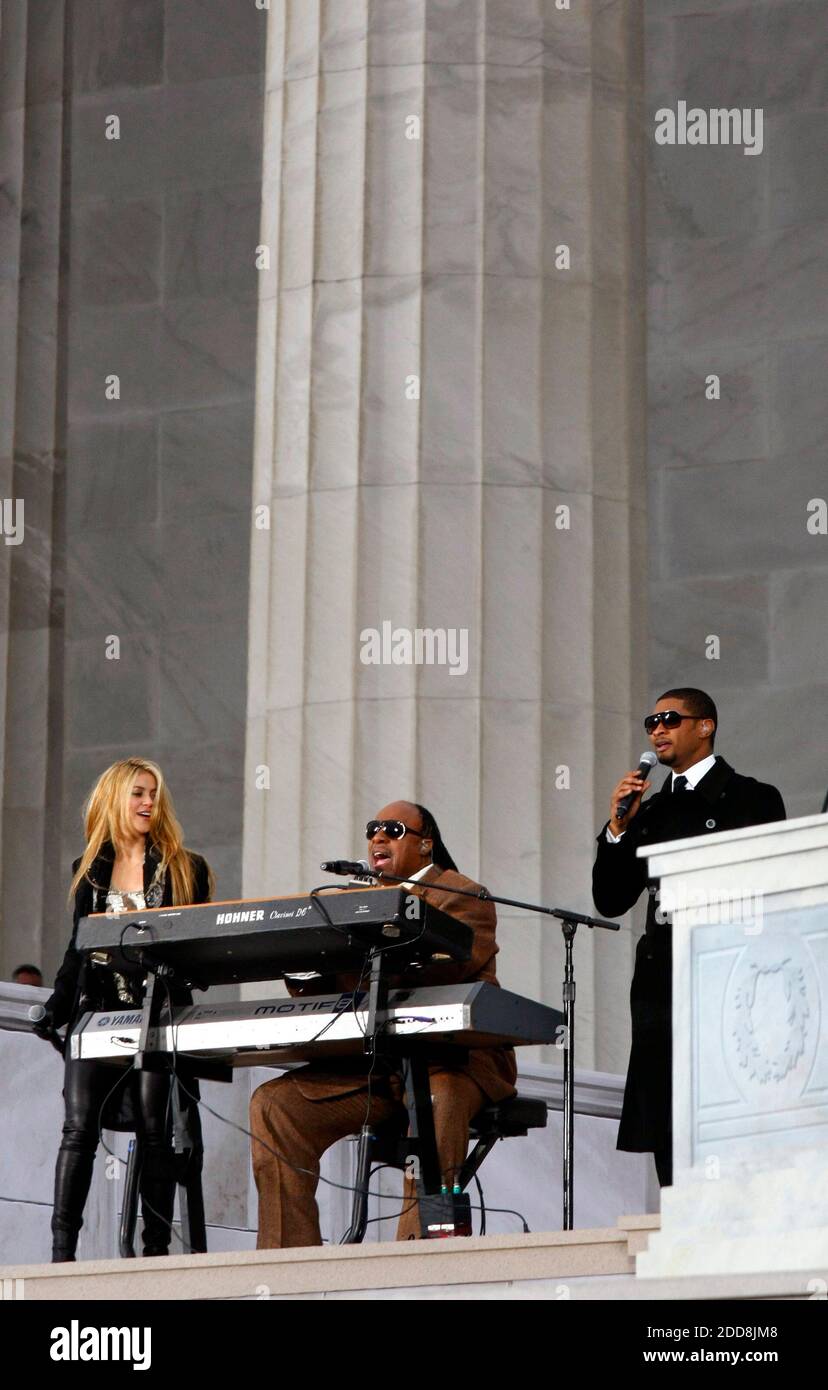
[{"x1": 592, "y1": 687, "x2": 785, "y2": 1187}]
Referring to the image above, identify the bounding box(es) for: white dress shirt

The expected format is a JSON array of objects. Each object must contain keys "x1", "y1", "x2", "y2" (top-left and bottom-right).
[{"x1": 399, "y1": 861, "x2": 434, "y2": 890}]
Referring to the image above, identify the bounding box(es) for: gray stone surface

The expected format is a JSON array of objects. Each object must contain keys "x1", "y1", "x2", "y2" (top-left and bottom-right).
[
  {"x1": 647, "y1": 348, "x2": 769, "y2": 470},
  {"x1": 649, "y1": 576, "x2": 770, "y2": 689},
  {"x1": 771, "y1": 338, "x2": 828, "y2": 456},
  {"x1": 0, "y1": 1, "x2": 266, "y2": 980},
  {"x1": 66, "y1": 418, "x2": 160, "y2": 532},
  {"x1": 769, "y1": 110, "x2": 828, "y2": 230},
  {"x1": 158, "y1": 403, "x2": 254, "y2": 519},
  {"x1": 646, "y1": 0, "x2": 828, "y2": 821},
  {"x1": 65, "y1": 633, "x2": 158, "y2": 748},
  {"x1": 163, "y1": 186, "x2": 263, "y2": 299},
  {"x1": 658, "y1": 456, "x2": 828, "y2": 580},
  {"x1": 71, "y1": 197, "x2": 163, "y2": 307},
  {"x1": 770, "y1": 570, "x2": 828, "y2": 685},
  {"x1": 71, "y1": 90, "x2": 166, "y2": 200},
  {"x1": 164, "y1": 0, "x2": 265, "y2": 84},
  {"x1": 156, "y1": 294, "x2": 258, "y2": 408},
  {"x1": 71, "y1": 0, "x2": 164, "y2": 93}
]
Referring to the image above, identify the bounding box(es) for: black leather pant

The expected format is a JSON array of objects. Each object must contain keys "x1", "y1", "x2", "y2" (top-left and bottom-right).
[{"x1": 51, "y1": 1056, "x2": 176, "y2": 1260}]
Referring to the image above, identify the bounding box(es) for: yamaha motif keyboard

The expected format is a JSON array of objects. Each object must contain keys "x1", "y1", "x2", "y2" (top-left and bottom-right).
[
  {"x1": 70, "y1": 983, "x2": 564, "y2": 1066},
  {"x1": 75, "y1": 887, "x2": 472, "y2": 987}
]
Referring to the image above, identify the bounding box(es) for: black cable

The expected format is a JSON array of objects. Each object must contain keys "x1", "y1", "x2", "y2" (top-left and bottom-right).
[
  {"x1": 476, "y1": 1203, "x2": 529, "y2": 1233},
  {"x1": 97, "y1": 966, "x2": 409, "y2": 1208},
  {"x1": 95, "y1": 1059, "x2": 137, "y2": 1169},
  {"x1": 144, "y1": 960, "x2": 374, "y2": 1067},
  {"x1": 93, "y1": 1051, "x2": 188, "y2": 1254},
  {"x1": 474, "y1": 1172, "x2": 486, "y2": 1236},
  {"x1": 89, "y1": 923, "x2": 490, "y2": 1244},
  {"x1": 357, "y1": 1199, "x2": 420, "y2": 1232},
  {"x1": 168, "y1": 1067, "x2": 417, "y2": 1204},
  {"x1": 97, "y1": 1044, "x2": 531, "y2": 1242},
  {"x1": 307, "y1": 884, "x2": 353, "y2": 938},
  {"x1": 91, "y1": 902, "x2": 391, "y2": 1250}
]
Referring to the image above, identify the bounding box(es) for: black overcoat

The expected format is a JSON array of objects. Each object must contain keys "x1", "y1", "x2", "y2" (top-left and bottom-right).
[{"x1": 592, "y1": 756, "x2": 785, "y2": 1153}]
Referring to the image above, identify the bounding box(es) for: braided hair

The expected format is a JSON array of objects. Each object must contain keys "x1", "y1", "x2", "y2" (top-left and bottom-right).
[{"x1": 414, "y1": 804, "x2": 458, "y2": 873}]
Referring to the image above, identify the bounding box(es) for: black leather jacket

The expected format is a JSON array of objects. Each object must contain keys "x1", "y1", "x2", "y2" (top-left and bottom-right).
[{"x1": 47, "y1": 842, "x2": 211, "y2": 1029}]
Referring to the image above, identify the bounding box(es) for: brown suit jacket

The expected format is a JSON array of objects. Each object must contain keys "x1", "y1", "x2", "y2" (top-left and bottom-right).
[{"x1": 289, "y1": 864, "x2": 517, "y2": 1103}]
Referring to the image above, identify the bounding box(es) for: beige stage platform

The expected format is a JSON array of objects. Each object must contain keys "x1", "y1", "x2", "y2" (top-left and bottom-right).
[{"x1": 1, "y1": 1217, "x2": 823, "y2": 1300}]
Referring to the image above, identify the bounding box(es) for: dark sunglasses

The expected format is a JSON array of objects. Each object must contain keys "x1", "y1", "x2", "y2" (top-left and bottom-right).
[
  {"x1": 365, "y1": 819, "x2": 422, "y2": 840},
  {"x1": 644, "y1": 711, "x2": 698, "y2": 733}
]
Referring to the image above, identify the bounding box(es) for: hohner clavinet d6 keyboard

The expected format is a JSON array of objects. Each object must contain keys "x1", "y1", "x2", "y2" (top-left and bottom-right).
[
  {"x1": 75, "y1": 887, "x2": 472, "y2": 986},
  {"x1": 70, "y1": 983, "x2": 565, "y2": 1067}
]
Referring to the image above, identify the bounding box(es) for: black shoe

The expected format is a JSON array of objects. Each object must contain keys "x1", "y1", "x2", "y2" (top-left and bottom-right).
[{"x1": 139, "y1": 1145, "x2": 176, "y2": 1256}]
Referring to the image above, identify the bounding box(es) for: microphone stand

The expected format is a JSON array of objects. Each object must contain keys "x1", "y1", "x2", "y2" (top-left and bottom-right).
[{"x1": 362, "y1": 866, "x2": 619, "y2": 1231}]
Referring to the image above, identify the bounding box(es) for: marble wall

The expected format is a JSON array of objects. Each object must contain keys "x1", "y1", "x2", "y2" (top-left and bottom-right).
[
  {"x1": 645, "y1": 0, "x2": 828, "y2": 818},
  {"x1": 0, "y1": 0, "x2": 267, "y2": 977},
  {"x1": 0, "y1": 0, "x2": 69, "y2": 985}
]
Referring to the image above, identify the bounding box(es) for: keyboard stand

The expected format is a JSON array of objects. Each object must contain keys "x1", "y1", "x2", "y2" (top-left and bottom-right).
[
  {"x1": 133, "y1": 961, "x2": 168, "y2": 1074},
  {"x1": 341, "y1": 948, "x2": 445, "y2": 1243},
  {"x1": 128, "y1": 956, "x2": 226, "y2": 1254},
  {"x1": 173, "y1": 1080, "x2": 207, "y2": 1254},
  {"x1": 118, "y1": 1076, "x2": 207, "y2": 1257}
]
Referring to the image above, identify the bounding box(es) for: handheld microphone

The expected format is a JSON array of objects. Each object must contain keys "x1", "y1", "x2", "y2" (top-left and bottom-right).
[
  {"x1": 28, "y1": 1003, "x2": 65, "y2": 1056},
  {"x1": 320, "y1": 858, "x2": 374, "y2": 877},
  {"x1": 615, "y1": 751, "x2": 658, "y2": 821}
]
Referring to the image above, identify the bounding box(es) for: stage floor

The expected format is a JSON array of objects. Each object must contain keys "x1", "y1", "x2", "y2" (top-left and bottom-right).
[{"x1": 1, "y1": 1217, "x2": 822, "y2": 1300}]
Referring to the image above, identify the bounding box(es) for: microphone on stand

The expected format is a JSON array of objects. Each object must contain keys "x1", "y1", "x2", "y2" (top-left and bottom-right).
[
  {"x1": 320, "y1": 858, "x2": 375, "y2": 878},
  {"x1": 615, "y1": 750, "x2": 658, "y2": 822}
]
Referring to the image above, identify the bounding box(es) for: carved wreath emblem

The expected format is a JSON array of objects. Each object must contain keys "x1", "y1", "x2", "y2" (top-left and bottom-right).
[{"x1": 731, "y1": 957, "x2": 809, "y2": 1084}]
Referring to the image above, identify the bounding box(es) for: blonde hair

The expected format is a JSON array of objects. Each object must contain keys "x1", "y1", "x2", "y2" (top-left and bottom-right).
[{"x1": 69, "y1": 757, "x2": 208, "y2": 906}]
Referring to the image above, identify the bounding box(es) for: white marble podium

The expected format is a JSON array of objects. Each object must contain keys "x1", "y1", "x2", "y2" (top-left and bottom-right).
[{"x1": 636, "y1": 812, "x2": 828, "y2": 1280}]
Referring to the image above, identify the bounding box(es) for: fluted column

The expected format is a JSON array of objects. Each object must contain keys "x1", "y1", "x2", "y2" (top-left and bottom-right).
[
  {"x1": 244, "y1": 0, "x2": 647, "y2": 1070},
  {"x1": 0, "y1": 0, "x2": 69, "y2": 976}
]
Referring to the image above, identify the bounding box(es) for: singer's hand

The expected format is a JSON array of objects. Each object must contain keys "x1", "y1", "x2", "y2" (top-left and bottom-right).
[
  {"x1": 609, "y1": 772, "x2": 651, "y2": 837},
  {"x1": 32, "y1": 1006, "x2": 56, "y2": 1041}
]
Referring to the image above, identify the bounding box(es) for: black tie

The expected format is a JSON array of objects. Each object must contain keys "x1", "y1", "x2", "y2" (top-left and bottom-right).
[{"x1": 673, "y1": 775, "x2": 688, "y2": 794}]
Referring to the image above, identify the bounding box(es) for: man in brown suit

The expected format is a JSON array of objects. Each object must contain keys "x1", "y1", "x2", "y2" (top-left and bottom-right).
[{"x1": 250, "y1": 801, "x2": 516, "y2": 1247}]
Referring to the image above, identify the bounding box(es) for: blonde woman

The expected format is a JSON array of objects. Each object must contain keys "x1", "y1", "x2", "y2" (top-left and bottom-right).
[{"x1": 37, "y1": 758, "x2": 213, "y2": 1262}]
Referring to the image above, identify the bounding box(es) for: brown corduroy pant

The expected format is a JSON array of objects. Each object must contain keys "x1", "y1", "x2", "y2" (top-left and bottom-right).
[{"x1": 250, "y1": 1068, "x2": 486, "y2": 1248}]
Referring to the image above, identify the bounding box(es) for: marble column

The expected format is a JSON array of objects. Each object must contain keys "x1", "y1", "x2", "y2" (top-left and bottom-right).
[
  {"x1": 244, "y1": 0, "x2": 648, "y2": 1071},
  {"x1": 0, "y1": 0, "x2": 69, "y2": 977}
]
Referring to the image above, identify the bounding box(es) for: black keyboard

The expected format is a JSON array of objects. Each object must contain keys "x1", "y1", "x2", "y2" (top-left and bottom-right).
[{"x1": 75, "y1": 887, "x2": 473, "y2": 987}]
